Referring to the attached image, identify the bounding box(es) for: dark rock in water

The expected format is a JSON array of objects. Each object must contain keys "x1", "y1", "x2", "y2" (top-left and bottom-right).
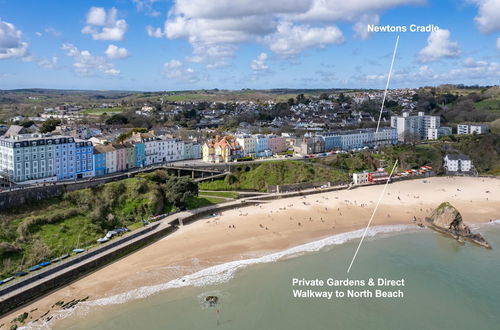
[
  {"x1": 205, "y1": 295, "x2": 219, "y2": 307},
  {"x1": 426, "y1": 202, "x2": 491, "y2": 249}
]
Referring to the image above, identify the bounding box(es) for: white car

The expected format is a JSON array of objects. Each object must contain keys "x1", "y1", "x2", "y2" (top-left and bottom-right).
[
  {"x1": 105, "y1": 230, "x2": 118, "y2": 238},
  {"x1": 97, "y1": 237, "x2": 110, "y2": 243}
]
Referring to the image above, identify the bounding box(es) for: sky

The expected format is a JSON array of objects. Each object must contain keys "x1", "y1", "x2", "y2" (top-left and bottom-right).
[{"x1": 0, "y1": 0, "x2": 499, "y2": 91}]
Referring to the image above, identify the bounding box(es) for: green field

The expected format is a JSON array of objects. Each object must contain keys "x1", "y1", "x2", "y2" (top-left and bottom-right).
[
  {"x1": 165, "y1": 93, "x2": 219, "y2": 102},
  {"x1": 199, "y1": 191, "x2": 239, "y2": 198},
  {"x1": 475, "y1": 98, "x2": 500, "y2": 112},
  {"x1": 184, "y1": 196, "x2": 226, "y2": 209}
]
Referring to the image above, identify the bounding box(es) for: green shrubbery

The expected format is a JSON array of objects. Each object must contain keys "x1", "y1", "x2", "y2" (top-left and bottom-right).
[{"x1": 0, "y1": 171, "x2": 200, "y2": 278}]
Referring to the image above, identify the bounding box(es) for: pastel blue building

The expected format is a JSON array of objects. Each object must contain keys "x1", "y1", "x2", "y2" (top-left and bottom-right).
[
  {"x1": 317, "y1": 132, "x2": 342, "y2": 150},
  {"x1": 0, "y1": 134, "x2": 75, "y2": 183},
  {"x1": 93, "y1": 145, "x2": 107, "y2": 176},
  {"x1": 317, "y1": 128, "x2": 398, "y2": 151},
  {"x1": 54, "y1": 136, "x2": 76, "y2": 181},
  {"x1": 255, "y1": 135, "x2": 271, "y2": 157},
  {"x1": 75, "y1": 139, "x2": 94, "y2": 179},
  {"x1": 133, "y1": 142, "x2": 145, "y2": 167}
]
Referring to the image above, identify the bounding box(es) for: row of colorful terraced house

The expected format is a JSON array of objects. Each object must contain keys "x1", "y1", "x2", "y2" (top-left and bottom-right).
[{"x1": 0, "y1": 131, "x2": 201, "y2": 184}]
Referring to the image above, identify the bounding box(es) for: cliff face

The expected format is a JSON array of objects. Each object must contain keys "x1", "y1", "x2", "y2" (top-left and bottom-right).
[{"x1": 427, "y1": 202, "x2": 491, "y2": 249}]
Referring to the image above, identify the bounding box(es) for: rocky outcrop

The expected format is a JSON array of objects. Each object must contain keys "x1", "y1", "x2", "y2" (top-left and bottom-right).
[{"x1": 426, "y1": 202, "x2": 491, "y2": 249}]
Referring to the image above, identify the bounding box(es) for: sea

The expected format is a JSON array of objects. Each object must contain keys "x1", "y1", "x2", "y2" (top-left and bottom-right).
[{"x1": 41, "y1": 222, "x2": 500, "y2": 330}]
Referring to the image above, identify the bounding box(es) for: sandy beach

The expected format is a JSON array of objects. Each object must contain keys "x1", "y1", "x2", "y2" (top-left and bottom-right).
[{"x1": 2, "y1": 176, "x2": 500, "y2": 327}]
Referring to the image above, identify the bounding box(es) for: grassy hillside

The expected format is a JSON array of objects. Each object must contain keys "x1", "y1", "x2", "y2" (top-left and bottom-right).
[
  {"x1": 0, "y1": 171, "x2": 203, "y2": 278},
  {"x1": 200, "y1": 160, "x2": 350, "y2": 192}
]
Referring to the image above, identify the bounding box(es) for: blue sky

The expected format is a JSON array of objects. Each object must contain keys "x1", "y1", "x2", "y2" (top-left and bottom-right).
[{"x1": 0, "y1": 0, "x2": 499, "y2": 91}]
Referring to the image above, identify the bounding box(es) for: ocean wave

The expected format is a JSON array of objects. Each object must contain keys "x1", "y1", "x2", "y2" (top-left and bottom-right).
[{"x1": 23, "y1": 224, "x2": 418, "y2": 329}]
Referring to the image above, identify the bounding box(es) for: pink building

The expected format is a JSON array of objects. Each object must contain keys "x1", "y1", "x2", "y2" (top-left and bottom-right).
[
  {"x1": 113, "y1": 144, "x2": 126, "y2": 172},
  {"x1": 268, "y1": 135, "x2": 288, "y2": 154}
]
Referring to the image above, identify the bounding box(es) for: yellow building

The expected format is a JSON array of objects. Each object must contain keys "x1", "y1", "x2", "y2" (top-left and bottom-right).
[{"x1": 202, "y1": 136, "x2": 242, "y2": 163}]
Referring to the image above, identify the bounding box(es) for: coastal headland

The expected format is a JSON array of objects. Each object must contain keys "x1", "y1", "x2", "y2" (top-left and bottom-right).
[{"x1": 2, "y1": 176, "x2": 500, "y2": 327}]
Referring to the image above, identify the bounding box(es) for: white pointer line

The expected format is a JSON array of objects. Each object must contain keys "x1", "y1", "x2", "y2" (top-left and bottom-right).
[
  {"x1": 376, "y1": 35, "x2": 399, "y2": 133},
  {"x1": 346, "y1": 159, "x2": 399, "y2": 274}
]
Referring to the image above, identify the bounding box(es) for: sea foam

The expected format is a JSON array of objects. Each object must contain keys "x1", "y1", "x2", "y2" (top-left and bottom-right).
[
  {"x1": 23, "y1": 224, "x2": 417, "y2": 329},
  {"x1": 89, "y1": 224, "x2": 417, "y2": 306}
]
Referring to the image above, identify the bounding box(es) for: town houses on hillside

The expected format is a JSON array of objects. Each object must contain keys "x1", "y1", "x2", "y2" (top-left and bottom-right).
[{"x1": 0, "y1": 131, "x2": 202, "y2": 184}]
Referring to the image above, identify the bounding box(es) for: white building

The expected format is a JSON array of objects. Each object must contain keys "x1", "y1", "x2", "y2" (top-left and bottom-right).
[
  {"x1": 427, "y1": 127, "x2": 452, "y2": 140},
  {"x1": 236, "y1": 135, "x2": 256, "y2": 156},
  {"x1": 352, "y1": 172, "x2": 369, "y2": 185},
  {"x1": 157, "y1": 137, "x2": 184, "y2": 162},
  {"x1": 444, "y1": 154, "x2": 473, "y2": 173},
  {"x1": 457, "y1": 124, "x2": 489, "y2": 135},
  {"x1": 391, "y1": 112, "x2": 443, "y2": 142}
]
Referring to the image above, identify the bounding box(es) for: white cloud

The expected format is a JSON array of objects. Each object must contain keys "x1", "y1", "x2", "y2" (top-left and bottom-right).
[
  {"x1": 105, "y1": 44, "x2": 129, "y2": 59},
  {"x1": 0, "y1": 19, "x2": 29, "y2": 59},
  {"x1": 86, "y1": 7, "x2": 107, "y2": 25},
  {"x1": 37, "y1": 56, "x2": 58, "y2": 69},
  {"x1": 35, "y1": 31, "x2": 42, "y2": 37},
  {"x1": 44, "y1": 27, "x2": 62, "y2": 37},
  {"x1": 261, "y1": 22, "x2": 344, "y2": 56},
  {"x1": 352, "y1": 14, "x2": 380, "y2": 39},
  {"x1": 62, "y1": 43, "x2": 120, "y2": 76},
  {"x1": 163, "y1": 59, "x2": 200, "y2": 82},
  {"x1": 289, "y1": 0, "x2": 425, "y2": 22},
  {"x1": 470, "y1": 0, "x2": 500, "y2": 34},
  {"x1": 164, "y1": 0, "x2": 422, "y2": 66},
  {"x1": 82, "y1": 7, "x2": 128, "y2": 41},
  {"x1": 146, "y1": 25, "x2": 165, "y2": 38},
  {"x1": 132, "y1": 0, "x2": 161, "y2": 16},
  {"x1": 251, "y1": 52, "x2": 269, "y2": 70},
  {"x1": 417, "y1": 29, "x2": 460, "y2": 63},
  {"x1": 437, "y1": 57, "x2": 500, "y2": 80}
]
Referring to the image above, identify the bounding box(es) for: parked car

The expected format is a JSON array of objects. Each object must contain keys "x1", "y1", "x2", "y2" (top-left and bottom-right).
[
  {"x1": 28, "y1": 265, "x2": 42, "y2": 272},
  {"x1": 97, "y1": 237, "x2": 110, "y2": 243},
  {"x1": 0, "y1": 276, "x2": 14, "y2": 285}
]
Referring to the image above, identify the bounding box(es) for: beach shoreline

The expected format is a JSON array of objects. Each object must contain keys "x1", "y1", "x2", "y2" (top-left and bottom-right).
[{"x1": 3, "y1": 176, "x2": 500, "y2": 328}]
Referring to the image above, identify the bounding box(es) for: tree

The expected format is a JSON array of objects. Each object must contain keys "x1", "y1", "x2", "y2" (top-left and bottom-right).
[
  {"x1": 401, "y1": 132, "x2": 421, "y2": 146},
  {"x1": 163, "y1": 176, "x2": 198, "y2": 208},
  {"x1": 40, "y1": 118, "x2": 61, "y2": 133},
  {"x1": 296, "y1": 93, "x2": 306, "y2": 104},
  {"x1": 319, "y1": 93, "x2": 329, "y2": 100},
  {"x1": 105, "y1": 114, "x2": 129, "y2": 125},
  {"x1": 20, "y1": 120, "x2": 35, "y2": 128}
]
